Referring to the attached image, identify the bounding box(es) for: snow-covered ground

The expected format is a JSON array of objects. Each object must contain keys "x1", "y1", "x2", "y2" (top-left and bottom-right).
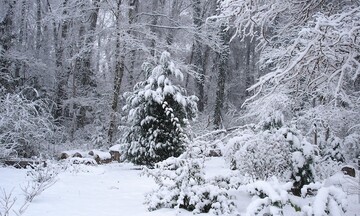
[
  {"x1": 0, "y1": 162, "x2": 197, "y2": 216},
  {"x1": 0, "y1": 158, "x2": 359, "y2": 216}
]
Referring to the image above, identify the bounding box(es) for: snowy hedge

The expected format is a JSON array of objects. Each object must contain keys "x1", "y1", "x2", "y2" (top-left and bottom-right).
[{"x1": 144, "y1": 152, "x2": 237, "y2": 215}]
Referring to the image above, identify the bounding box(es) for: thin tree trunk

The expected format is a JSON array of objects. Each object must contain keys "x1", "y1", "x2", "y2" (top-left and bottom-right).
[
  {"x1": 149, "y1": 0, "x2": 159, "y2": 57},
  {"x1": 0, "y1": 0, "x2": 15, "y2": 92},
  {"x1": 192, "y1": 0, "x2": 205, "y2": 112},
  {"x1": 128, "y1": 0, "x2": 139, "y2": 87},
  {"x1": 166, "y1": 0, "x2": 181, "y2": 46},
  {"x1": 108, "y1": 0, "x2": 126, "y2": 144},
  {"x1": 244, "y1": 36, "x2": 254, "y2": 97},
  {"x1": 14, "y1": 0, "x2": 27, "y2": 88},
  {"x1": 36, "y1": 0, "x2": 42, "y2": 56},
  {"x1": 54, "y1": 0, "x2": 70, "y2": 121}
]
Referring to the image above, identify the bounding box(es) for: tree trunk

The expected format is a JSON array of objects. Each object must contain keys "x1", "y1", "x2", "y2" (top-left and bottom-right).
[
  {"x1": 54, "y1": 0, "x2": 70, "y2": 121},
  {"x1": 0, "y1": 0, "x2": 15, "y2": 92},
  {"x1": 244, "y1": 36, "x2": 254, "y2": 97},
  {"x1": 128, "y1": 0, "x2": 139, "y2": 87},
  {"x1": 149, "y1": 0, "x2": 160, "y2": 57},
  {"x1": 81, "y1": 0, "x2": 100, "y2": 88},
  {"x1": 36, "y1": 0, "x2": 42, "y2": 56},
  {"x1": 108, "y1": 0, "x2": 126, "y2": 144},
  {"x1": 213, "y1": 24, "x2": 230, "y2": 129},
  {"x1": 166, "y1": 0, "x2": 181, "y2": 46},
  {"x1": 192, "y1": 0, "x2": 206, "y2": 112}
]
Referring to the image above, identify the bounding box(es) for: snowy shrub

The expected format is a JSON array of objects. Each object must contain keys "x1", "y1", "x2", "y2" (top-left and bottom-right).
[
  {"x1": 243, "y1": 92, "x2": 291, "y2": 130},
  {"x1": 319, "y1": 136, "x2": 345, "y2": 162},
  {"x1": 0, "y1": 189, "x2": 17, "y2": 216},
  {"x1": 302, "y1": 186, "x2": 347, "y2": 216},
  {"x1": 242, "y1": 178, "x2": 295, "y2": 216},
  {"x1": 243, "y1": 178, "x2": 347, "y2": 216},
  {"x1": 294, "y1": 105, "x2": 360, "y2": 164},
  {"x1": 225, "y1": 126, "x2": 316, "y2": 188},
  {"x1": 343, "y1": 133, "x2": 360, "y2": 163},
  {"x1": 314, "y1": 158, "x2": 342, "y2": 181},
  {"x1": 225, "y1": 128, "x2": 291, "y2": 180},
  {"x1": 144, "y1": 151, "x2": 236, "y2": 215},
  {"x1": 0, "y1": 163, "x2": 59, "y2": 216},
  {"x1": 285, "y1": 128, "x2": 317, "y2": 195},
  {"x1": 123, "y1": 51, "x2": 197, "y2": 166},
  {"x1": 0, "y1": 92, "x2": 62, "y2": 158},
  {"x1": 23, "y1": 162, "x2": 59, "y2": 202}
]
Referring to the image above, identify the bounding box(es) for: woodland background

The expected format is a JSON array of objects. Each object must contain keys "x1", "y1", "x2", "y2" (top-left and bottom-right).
[{"x1": 0, "y1": 0, "x2": 359, "y2": 164}]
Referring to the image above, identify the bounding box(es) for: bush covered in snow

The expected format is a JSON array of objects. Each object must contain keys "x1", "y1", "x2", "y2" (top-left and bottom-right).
[
  {"x1": 144, "y1": 147, "x2": 236, "y2": 215},
  {"x1": 242, "y1": 177, "x2": 348, "y2": 215},
  {"x1": 225, "y1": 128, "x2": 291, "y2": 180},
  {"x1": 302, "y1": 186, "x2": 347, "y2": 216},
  {"x1": 242, "y1": 178, "x2": 294, "y2": 215},
  {"x1": 241, "y1": 178, "x2": 347, "y2": 216},
  {"x1": 224, "y1": 124, "x2": 316, "y2": 193},
  {"x1": 0, "y1": 91, "x2": 62, "y2": 158},
  {"x1": 123, "y1": 51, "x2": 197, "y2": 166}
]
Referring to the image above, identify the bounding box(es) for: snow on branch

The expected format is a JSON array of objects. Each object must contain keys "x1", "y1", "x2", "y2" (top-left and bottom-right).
[{"x1": 243, "y1": 5, "x2": 360, "y2": 106}]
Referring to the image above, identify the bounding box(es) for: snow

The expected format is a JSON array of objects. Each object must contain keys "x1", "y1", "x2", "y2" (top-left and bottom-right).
[
  {"x1": 1, "y1": 158, "x2": 359, "y2": 216},
  {"x1": 0, "y1": 163, "x2": 192, "y2": 216},
  {"x1": 109, "y1": 144, "x2": 121, "y2": 152},
  {"x1": 61, "y1": 150, "x2": 88, "y2": 157}
]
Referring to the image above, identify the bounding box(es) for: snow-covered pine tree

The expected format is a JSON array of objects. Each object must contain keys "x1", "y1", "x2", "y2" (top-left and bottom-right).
[{"x1": 123, "y1": 51, "x2": 198, "y2": 166}]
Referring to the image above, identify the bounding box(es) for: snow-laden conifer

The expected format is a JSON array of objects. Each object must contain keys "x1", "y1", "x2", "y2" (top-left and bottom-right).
[{"x1": 123, "y1": 51, "x2": 198, "y2": 166}]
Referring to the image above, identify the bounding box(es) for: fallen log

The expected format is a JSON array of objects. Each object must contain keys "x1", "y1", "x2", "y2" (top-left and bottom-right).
[{"x1": 2, "y1": 159, "x2": 46, "y2": 169}]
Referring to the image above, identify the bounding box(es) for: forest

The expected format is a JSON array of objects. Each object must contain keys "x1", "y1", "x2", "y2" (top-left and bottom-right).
[{"x1": 0, "y1": 0, "x2": 360, "y2": 215}]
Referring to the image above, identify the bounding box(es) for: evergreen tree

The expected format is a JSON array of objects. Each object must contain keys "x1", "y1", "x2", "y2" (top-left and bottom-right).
[{"x1": 123, "y1": 51, "x2": 198, "y2": 166}]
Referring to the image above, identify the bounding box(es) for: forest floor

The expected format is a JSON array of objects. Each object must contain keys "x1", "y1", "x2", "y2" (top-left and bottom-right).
[{"x1": 0, "y1": 158, "x2": 359, "y2": 216}]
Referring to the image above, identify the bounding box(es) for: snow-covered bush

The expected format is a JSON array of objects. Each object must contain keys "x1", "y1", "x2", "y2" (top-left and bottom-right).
[
  {"x1": 285, "y1": 128, "x2": 317, "y2": 195},
  {"x1": 144, "y1": 148, "x2": 236, "y2": 215},
  {"x1": 123, "y1": 51, "x2": 197, "y2": 166},
  {"x1": 343, "y1": 133, "x2": 360, "y2": 163},
  {"x1": 314, "y1": 158, "x2": 342, "y2": 181},
  {"x1": 302, "y1": 186, "x2": 347, "y2": 216},
  {"x1": 225, "y1": 125, "x2": 316, "y2": 191},
  {"x1": 295, "y1": 106, "x2": 356, "y2": 164},
  {"x1": 242, "y1": 178, "x2": 347, "y2": 216},
  {"x1": 225, "y1": 128, "x2": 291, "y2": 180},
  {"x1": 242, "y1": 178, "x2": 294, "y2": 216},
  {"x1": 0, "y1": 92, "x2": 62, "y2": 158}
]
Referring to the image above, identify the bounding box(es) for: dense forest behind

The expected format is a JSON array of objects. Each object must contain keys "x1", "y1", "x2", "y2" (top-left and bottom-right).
[
  {"x1": 0, "y1": 0, "x2": 359, "y2": 169},
  {"x1": 1, "y1": 0, "x2": 360, "y2": 215}
]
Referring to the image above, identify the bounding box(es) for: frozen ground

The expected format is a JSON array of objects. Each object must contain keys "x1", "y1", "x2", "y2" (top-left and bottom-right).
[{"x1": 0, "y1": 158, "x2": 359, "y2": 216}]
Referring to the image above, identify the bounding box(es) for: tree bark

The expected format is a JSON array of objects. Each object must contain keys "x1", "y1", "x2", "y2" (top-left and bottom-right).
[
  {"x1": 54, "y1": 0, "x2": 70, "y2": 121},
  {"x1": 245, "y1": 36, "x2": 255, "y2": 97},
  {"x1": 149, "y1": 0, "x2": 160, "y2": 57},
  {"x1": 213, "y1": 24, "x2": 230, "y2": 129},
  {"x1": 108, "y1": 0, "x2": 126, "y2": 144},
  {"x1": 0, "y1": 0, "x2": 15, "y2": 92},
  {"x1": 81, "y1": 0, "x2": 100, "y2": 87},
  {"x1": 36, "y1": 0, "x2": 42, "y2": 56},
  {"x1": 128, "y1": 0, "x2": 139, "y2": 87},
  {"x1": 192, "y1": 0, "x2": 206, "y2": 112}
]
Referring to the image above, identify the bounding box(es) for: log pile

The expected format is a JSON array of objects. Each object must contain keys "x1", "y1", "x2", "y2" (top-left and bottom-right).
[
  {"x1": 59, "y1": 146, "x2": 122, "y2": 165},
  {"x1": 1, "y1": 159, "x2": 46, "y2": 169}
]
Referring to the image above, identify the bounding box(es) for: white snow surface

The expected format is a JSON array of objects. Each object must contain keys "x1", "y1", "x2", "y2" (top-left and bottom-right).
[
  {"x1": 90, "y1": 150, "x2": 112, "y2": 160},
  {"x1": 0, "y1": 158, "x2": 359, "y2": 216},
  {"x1": 109, "y1": 144, "x2": 121, "y2": 152}
]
